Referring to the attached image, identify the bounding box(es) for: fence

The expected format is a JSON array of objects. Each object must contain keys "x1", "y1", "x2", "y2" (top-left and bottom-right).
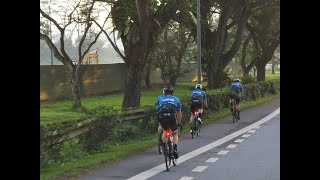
[{"x1": 40, "y1": 63, "x2": 197, "y2": 101}]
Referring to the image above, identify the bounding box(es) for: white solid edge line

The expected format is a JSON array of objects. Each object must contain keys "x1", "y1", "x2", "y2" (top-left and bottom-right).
[{"x1": 126, "y1": 108, "x2": 280, "y2": 180}]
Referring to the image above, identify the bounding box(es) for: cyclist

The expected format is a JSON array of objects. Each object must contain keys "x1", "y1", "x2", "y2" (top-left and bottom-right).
[
  {"x1": 190, "y1": 84, "x2": 208, "y2": 134},
  {"x1": 155, "y1": 86, "x2": 182, "y2": 159},
  {"x1": 227, "y1": 78, "x2": 243, "y2": 119}
]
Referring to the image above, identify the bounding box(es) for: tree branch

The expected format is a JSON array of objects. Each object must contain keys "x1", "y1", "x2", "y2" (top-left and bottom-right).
[
  {"x1": 94, "y1": 19, "x2": 126, "y2": 61},
  {"x1": 40, "y1": 8, "x2": 63, "y2": 32},
  {"x1": 78, "y1": 0, "x2": 95, "y2": 64},
  {"x1": 40, "y1": 33, "x2": 66, "y2": 65}
]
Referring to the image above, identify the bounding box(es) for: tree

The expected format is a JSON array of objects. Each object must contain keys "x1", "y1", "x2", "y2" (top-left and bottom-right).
[
  {"x1": 40, "y1": 0, "x2": 104, "y2": 108},
  {"x1": 239, "y1": 33, "x2": 260, "y2": 77},
  {"x1": 247, "y1": 0, "x2": 280, "y2": 81},
  {"x1": 174, "y1": 0, "x2": 274, "y2": 89},
  {"x1": 271, "y1": 46, "x2": 280, "y2": 74},
  {"x1": 174, "y1": 0, "x2": 254, "y2": 89},
  {"x1": 96, "y1": 0, "x2": 179, "y2": 109},
  {"x1": 150, "y1": 22, "x2": 195, "y2": 86}
]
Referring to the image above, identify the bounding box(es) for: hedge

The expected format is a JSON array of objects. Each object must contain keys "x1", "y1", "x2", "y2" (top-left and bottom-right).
[{"x1": 40, "y1": 79, "x2": 280, "y2": 169}]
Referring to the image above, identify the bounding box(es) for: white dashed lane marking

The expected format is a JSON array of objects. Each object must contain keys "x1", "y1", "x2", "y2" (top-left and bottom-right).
[
  {"x1": 205, "y1": 157, "x2": 219, "y2": 163},
  {"x1": 179, "y1": 177, "x2": 194, "y2": 180},
  {"x1": 192, "y1": 166, "x2": 208, "y2": 172},
  {"x1": 126, "y1": 108, "x2": 280, "y2": 180},
  {"x1": 217, "y1": 150, "x2": 229, "y2": 155},
  {"x1": 226, "y1": 144, "x2": 237, "y2": 149},
  {"x1": 242, "y1": 134, "x2": 251, "y2": 138},
  {"x1": 234, "y1": 138, "x2": 244, "y2": 143},
  {"x1": 247, "y1": 129, "x2": 256, "y2": 133}
]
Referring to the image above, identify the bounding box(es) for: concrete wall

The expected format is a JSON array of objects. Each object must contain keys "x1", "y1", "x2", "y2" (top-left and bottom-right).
[{"x1": 40, "y1": 63, "x2": 197, "y2": 101}]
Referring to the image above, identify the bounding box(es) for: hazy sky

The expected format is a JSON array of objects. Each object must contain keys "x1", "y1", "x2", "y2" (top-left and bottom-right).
[{"x1": 40, "y1": 0, "x2": 124, "y2": 50}]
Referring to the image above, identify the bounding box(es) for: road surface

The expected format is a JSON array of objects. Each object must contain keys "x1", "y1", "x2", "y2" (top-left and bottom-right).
[{"x1": 78, "y1": 97, "x2": 280, "y2": 180}]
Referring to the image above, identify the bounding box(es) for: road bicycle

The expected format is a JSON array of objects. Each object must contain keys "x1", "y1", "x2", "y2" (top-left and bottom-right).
[
  {"x1": 231, "y1": 98, "x2": 239, "y2": 123},
  {"x1": 191, "y1": 109, "x2": 201, "y2": 139}
]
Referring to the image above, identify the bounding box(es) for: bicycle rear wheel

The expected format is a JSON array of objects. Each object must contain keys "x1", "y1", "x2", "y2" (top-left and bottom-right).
[
  {"x1": 232, "y1": 104, "x2": 237, "y2": 123},
  {"x1": 197, "y1": 120, "x2": 201, "y2": 136},
  {"x1": 163, "y1": 142, "x2": 170, "y2": 171},
  {"x1": 191, "y1": 117, "x2": 197, "y2": 139}
]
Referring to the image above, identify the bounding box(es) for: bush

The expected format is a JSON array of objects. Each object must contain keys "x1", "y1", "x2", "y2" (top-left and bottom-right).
[
  {"x1": 241, "y1": 75, "x2": 256, "y2": 85},
  {"x1": 40, "y1": 79, "x2": 280, "y2": 170}
]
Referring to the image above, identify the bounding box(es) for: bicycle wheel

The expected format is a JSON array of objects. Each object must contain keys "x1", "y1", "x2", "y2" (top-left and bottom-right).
[
  {"x1": 191, "y1": 117, "x2": 196, "y2": 139},
  {"x1": 172, "y1": 155, "x2": 177, "y2": 166},
  {"x1": 197, "y1": 118, "x2": 201, "y2": 136},
  {"x1": 232, "y1": 104, "x2": 237, "y2": 123},
  {"x1": 163, "y1": 141, "x2": 170, "y2": 171}
]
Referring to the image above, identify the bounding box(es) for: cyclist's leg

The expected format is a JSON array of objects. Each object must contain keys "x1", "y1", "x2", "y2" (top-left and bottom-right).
[
  {"x1": 190, "y1": 103, "x2": 196, "y2": 133},
  {"x1": 159, "y1": 117, "x2": 169, "y2": 143},
  {"x1": 235, "y1": 95, "x2": 241, "y2": 119},
  {"x1": 158, "y1": 123, "x2": 163, "y2": 143},
  {"x1": 170, "y1": 116, "x2": 179, "y2": 159},
  {"x1": 158, "y1": 123, "x2": 163, "y2": 135}
]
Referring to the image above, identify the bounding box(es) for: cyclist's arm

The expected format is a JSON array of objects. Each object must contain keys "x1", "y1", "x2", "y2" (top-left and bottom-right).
[{"x1": 176, "y1": 100, "x2": 182, "y2": 124}]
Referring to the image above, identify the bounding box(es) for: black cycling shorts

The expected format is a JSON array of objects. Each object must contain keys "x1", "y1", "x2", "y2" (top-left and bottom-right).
[
  {"x1": 158, "y1": 112, "x2": 177, "y2": 131},
  {"x1": 190, "y1": 100, "x2": 203, "y2": 113},
  {"x1": 228, "y1": 92, "x2": 241, "y2": 104}
]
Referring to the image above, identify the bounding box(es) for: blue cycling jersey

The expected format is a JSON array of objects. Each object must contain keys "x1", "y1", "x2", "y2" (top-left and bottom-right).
[
  {"x1": 191, "y1": 89, "x2": 207, "y2": 100},
  {"x1": 155, "y1": 95, "x2": 182, "y2": 111},
  {"x1": 230, "y1": 82, "x2": 243, "y2": 92}
]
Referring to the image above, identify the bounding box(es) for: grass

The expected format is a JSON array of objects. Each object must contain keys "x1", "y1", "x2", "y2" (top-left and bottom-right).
[
  {"x1": 40, "y1": 92, "x2": 280, "y2": 180},
  {"x1": 265, "y1": 73, "x2": 280, "y2": 81},
  {"x1": 40, "y1": 73, "x2": 279, "y2": 122},
  {"x1": 40, "y1": 138, "x2": 157, "y2": 180},
  {"x1": 40, "y1": 83, "x2": 197, "y2": 122}
]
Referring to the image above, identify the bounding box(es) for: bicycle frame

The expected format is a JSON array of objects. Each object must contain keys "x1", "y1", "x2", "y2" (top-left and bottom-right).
[
  {"x1": 162, "y1": 128, "x2": 176, "y2": 171},
  {"x1": 191, "y1": 109, "x2": 200, "y2": 138}
]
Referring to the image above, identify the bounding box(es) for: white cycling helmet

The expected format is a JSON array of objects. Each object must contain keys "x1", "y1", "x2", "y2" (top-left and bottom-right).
[
  {"x1": 195, "y1": 84, "x2": 203, "y2": 90},
  {"x1": 233, "y1": 78, "x2": 240, "y2": 82}
]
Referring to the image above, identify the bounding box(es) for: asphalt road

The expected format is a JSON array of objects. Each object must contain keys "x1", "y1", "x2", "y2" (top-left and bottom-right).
[{"x1": 78, "y1": 97, "x2": 280, "y2": 180}]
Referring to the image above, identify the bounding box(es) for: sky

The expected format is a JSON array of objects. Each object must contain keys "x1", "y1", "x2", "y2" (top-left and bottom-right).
[
  {"x1": 40, "y1": 0, "x2": 124, "y2": 50},
  {"x1": 40, "y1": 0, "x2": 125, "y2": 64}
]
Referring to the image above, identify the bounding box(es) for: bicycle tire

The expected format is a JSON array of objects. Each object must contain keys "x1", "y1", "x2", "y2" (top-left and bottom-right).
[
  {"x1": 163, "y1": 141, "x2": 170, "y2": 171},
  {"x1": 172, "y1": 156, "x2": 177, "y2": 166},
  {"x1": 232, "y1": 101, "x2": 236, "y2": 123}
]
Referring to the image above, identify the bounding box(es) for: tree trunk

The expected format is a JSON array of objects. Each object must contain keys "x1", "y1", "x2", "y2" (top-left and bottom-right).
[
  {"x1": 256, "y1": 61, "x2": 266, "y2": 81},
  {"x1": 272, "y1": 63, "x2": 275, "y2": 74},
  {"x1": 212, "y1": 68, "x2": 224, "y2": 89},
  {"x1": 145, "y1": 66, "x2": 152, "y2": 88},
  {"x1": 169, "y1": 76, "x2": 177, "y2": 87},
  {"x1": 122, "y1": 59, "x2": 143, "y2": 109},
  {"x1": 242, "y1": 68, "x2": 250, "y2": 77},
  {"x1": 70, "y1": 69, "x2": 81, "y2": 108}
]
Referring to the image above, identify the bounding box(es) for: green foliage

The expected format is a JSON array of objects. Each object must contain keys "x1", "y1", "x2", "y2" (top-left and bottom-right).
[
  {"x1": 112, "y1": 123, "x2": 141, "y2": 142},
  {"x1": 241, "y1": 75, "x2": 256, "y2": 85},
  {"x1": 40, "y1": 79, "x2": 280, "y2": 171}
]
